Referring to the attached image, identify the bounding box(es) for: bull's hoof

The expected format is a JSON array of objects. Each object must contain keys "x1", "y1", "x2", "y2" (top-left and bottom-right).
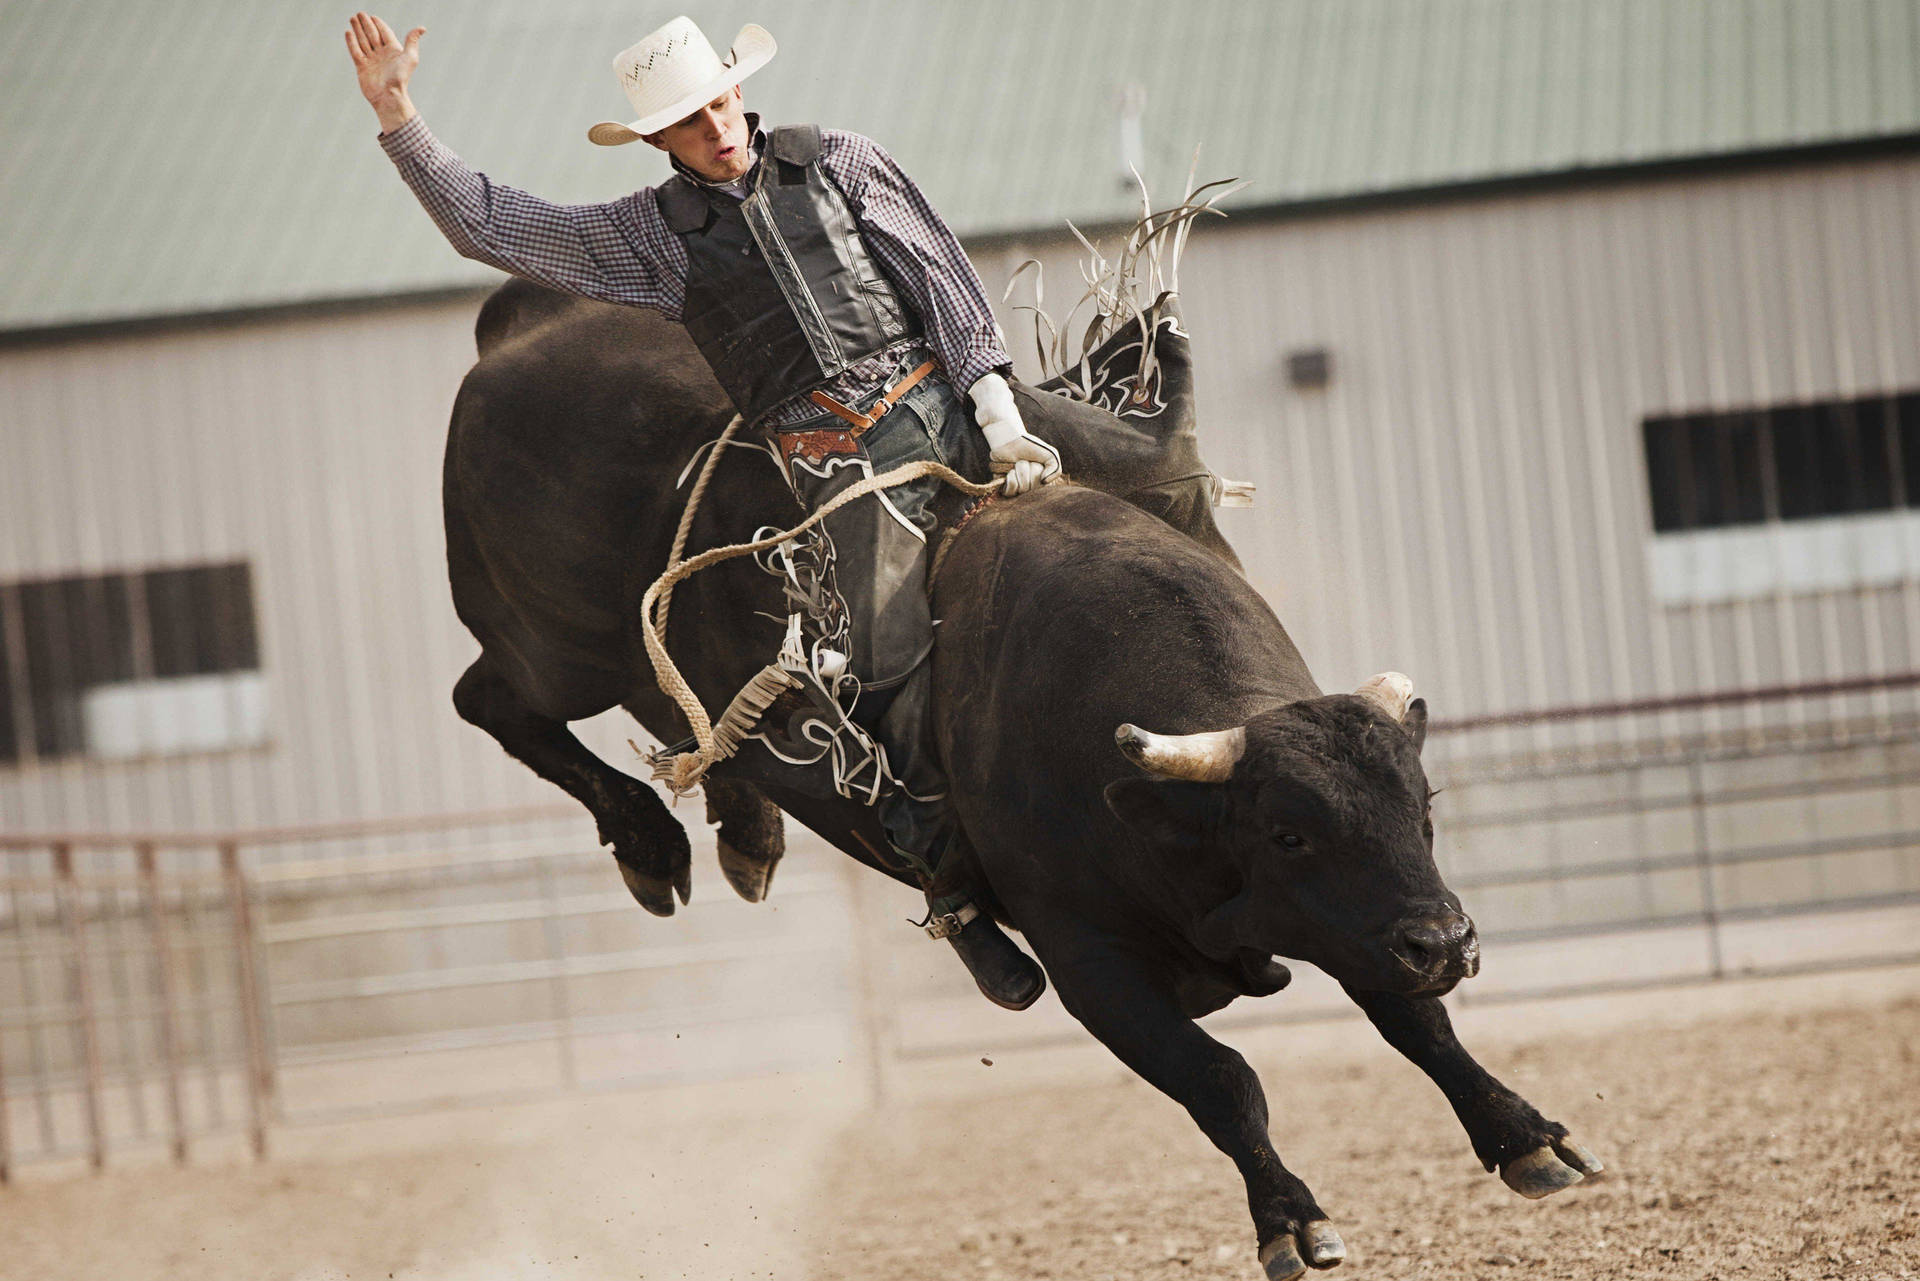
[
  {"x1": 1300, "y1": 1220, "x2": 1346, "y2": 1270},
  {"x1": 1500, "y1": 1138, "x2": 1603, "y2": 1199},
  {"x1": 717, "y1": 839, "x2": 776, "y2": 903},
  {"x1": 704, "y1": 780, "x2": 784, "y2": 904},
  {"x1": 617, "y1": 859, "x2": 679, "y2": 917},
  {"x1": 1260, "y1": 1236, "x2": 1305, "y2": 1281},
  {"x1": 595, "y1": 776, "x2": 692, "y2": 913},
  {"x1": 1258, "y1": 1221, "x2": 1345, "y2": 1279}
]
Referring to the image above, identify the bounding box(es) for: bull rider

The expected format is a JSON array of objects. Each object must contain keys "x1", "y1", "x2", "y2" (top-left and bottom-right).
[{"x1": 346, "y1": 11, "x2": 1055, "y2": 1009}]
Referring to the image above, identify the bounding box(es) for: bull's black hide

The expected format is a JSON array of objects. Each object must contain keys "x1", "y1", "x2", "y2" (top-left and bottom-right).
[
  {"x1": 445, "y1": 278, "x2": 1237, "y2": 911},
  {"x1": 930, "y1": 486, "x2": 1602, "y2": 1276}
]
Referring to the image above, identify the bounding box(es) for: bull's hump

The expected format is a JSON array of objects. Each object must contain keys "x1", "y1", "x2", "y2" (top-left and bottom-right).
[
  {"x1": 953, "y1": 487, "x2": 1273, "y2": 644},
  {"x1": 979, "y1": 486, "x2": 1220, "y2": 578}
]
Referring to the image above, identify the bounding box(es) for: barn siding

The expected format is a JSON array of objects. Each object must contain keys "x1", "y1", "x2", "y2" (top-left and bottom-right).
[
  {"x1": 990, "y1": 153, "x2": 1920, "y2": 763},
  {"x1": 0, "y1": 308, "x2": 548, "y2": 833}
]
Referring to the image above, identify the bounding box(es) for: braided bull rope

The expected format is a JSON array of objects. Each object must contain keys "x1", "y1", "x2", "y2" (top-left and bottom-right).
[{"x1": 643, "y1": 414, "x2": 1010, "y2": 797}]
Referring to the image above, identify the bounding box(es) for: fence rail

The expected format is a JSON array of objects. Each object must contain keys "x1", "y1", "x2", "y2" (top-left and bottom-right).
[{"x1": 5, "y1": 677, "x2": 1920, "y2": 1178}]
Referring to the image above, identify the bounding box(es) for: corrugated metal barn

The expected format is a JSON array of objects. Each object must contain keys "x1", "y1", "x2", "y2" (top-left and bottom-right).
[{"x1": 4, "y1": 0, "x2": 1920, "y2": 1172}]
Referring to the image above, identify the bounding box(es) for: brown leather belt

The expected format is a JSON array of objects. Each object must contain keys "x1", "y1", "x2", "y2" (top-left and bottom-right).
[{"x1": 807, "y1": 359, "x2": 938, "y2": 433}]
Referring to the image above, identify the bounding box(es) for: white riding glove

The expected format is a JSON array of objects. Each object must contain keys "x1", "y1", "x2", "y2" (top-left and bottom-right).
[{"x1": 969, "y1": 371, "x2": 1062, "y2": 496}]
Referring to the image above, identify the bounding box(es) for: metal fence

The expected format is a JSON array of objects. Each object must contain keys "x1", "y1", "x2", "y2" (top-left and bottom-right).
[
  {"x1": 0, "y1": 804, "x2": 872, "y2": 1177},
  {"x1": 0, "y1": 838, "x2": 266, "y2": 1176},
  {"x1": 1434, "y1": 711, "x2": 1920, "y2": 1002},
  {"x1": 5, "y1": 682, "x2": 1920, "y2": 1178}
]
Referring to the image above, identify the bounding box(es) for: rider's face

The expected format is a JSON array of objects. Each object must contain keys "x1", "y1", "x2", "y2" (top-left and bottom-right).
[{"x1": 644, "y1": 85, "x2": 751, "y2": 183}]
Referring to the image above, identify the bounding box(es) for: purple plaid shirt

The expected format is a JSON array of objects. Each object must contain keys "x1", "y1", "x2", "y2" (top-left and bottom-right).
[{"x1": 377, "y1": 112, "x2": 1012, "y2": 429}]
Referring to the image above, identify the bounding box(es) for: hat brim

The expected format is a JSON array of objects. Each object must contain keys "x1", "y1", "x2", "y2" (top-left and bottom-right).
[{"x1": 588, "y1": 24, "x2": 776, "y2": 146}]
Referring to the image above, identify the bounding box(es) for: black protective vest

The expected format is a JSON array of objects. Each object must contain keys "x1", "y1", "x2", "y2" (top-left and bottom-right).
[{"x1": 656, "y1": 124, "x2": 924, "y2": 424}]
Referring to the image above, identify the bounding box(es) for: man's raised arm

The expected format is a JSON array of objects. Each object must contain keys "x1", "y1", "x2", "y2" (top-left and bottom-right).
[{"x1": 344, "y1": 11, "x2": 684, "y2": 315}]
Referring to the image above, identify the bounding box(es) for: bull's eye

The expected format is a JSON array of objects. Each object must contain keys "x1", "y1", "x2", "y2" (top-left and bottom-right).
[
  {"x1": 1422, "y1": 817, "x2": 1434, "y2": 840},
  {"x1": 1275, "y1": 832, "x2": 1307, "y2": 851}
]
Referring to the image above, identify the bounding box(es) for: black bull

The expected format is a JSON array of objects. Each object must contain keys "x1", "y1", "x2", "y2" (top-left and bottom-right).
[{"x1": 445, "y1": 279, "x2": 1602, "y2": 1279}]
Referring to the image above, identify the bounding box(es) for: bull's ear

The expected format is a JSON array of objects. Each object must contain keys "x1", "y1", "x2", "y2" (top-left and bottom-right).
[
  {"x1": 1105, "y1": 778, "x2": 1216, "y2": 849},
  {"x1": 1403, "y1": 698, "x2": 1428, "y2": 752}
]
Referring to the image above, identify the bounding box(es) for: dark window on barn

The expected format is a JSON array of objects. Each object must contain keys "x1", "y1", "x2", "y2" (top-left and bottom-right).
[
  {"x1": 1642, "y1": 389, "x2": 1918, "y2": 534},
  {"x1": 0, "y1": 561, "x2": 262, "y2": 766}
]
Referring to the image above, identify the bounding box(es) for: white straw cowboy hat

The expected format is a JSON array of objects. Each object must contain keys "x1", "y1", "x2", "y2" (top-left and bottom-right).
[{"x1": 588, "y1": 16, "x2": 776, "y2": 146}]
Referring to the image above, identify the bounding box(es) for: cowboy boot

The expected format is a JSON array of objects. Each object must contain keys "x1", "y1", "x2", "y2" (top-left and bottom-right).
[
  {"x1": 883, "y1": 793, "x2": 1045, "y2": 1010},
  {"x1": 911, "y1": 823, "x2": 1045, "y2": 1010},
  {"x1": 868, "y1": 664, "x2": 1047, "y2": 1011},
  {"x1": 922, "y1": 883, "x2": 1047, "y2": 1011}
]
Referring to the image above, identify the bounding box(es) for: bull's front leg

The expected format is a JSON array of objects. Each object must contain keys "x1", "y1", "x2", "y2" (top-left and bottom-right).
[
  {"x1": 1049, "y1": 941, "x2": 1345, "y2": 1280},
  {"x1": 1341, "y1": 985, "x2": 1604, "y2": 1197},
  {"x1": 454, "y1": 658, "x2": 690, "y2": 915}
]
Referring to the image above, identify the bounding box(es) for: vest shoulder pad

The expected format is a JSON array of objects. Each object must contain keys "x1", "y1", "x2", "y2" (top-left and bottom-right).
[
  {"x1": 767, "y1": 124, "x2": 823, "y2": 165},
  {"x1": 656, "y1": 175, "x2": 710, "y2": 234}
]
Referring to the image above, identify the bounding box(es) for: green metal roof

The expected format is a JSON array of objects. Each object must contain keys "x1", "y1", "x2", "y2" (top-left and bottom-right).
[{"x1": 5, "y1": 0, "x2": 1919, "y2": 333}]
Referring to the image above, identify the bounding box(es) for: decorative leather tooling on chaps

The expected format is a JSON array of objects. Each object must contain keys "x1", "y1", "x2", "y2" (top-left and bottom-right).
[{"x1": 733, "y1": 369, "x2": 993, "y2": 881}]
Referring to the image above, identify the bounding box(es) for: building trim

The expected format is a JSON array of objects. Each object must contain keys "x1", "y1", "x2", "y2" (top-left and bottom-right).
[
  {"x1": 0, "y1": 285, "x2": 499, "y2": 352},
  {"x1": 6, "y1": 131, "x2": 1920, "y2": 349}
]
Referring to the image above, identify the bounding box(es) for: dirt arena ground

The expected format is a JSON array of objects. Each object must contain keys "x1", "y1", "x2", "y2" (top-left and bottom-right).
[
  {"x1": 7, "y1": 973, "x2": 1919, "y2": 1280},
  {"x1": 814, "y1": 989, "x2": 1920, "y2": 1281}
]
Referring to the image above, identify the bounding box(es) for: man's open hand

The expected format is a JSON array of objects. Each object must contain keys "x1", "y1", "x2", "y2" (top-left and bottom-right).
[{"x1": 345, "y1": 12, "x2": 424, "y2": 133}]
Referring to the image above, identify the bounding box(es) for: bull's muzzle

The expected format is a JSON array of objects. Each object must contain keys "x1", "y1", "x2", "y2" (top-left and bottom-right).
[{"x1": 1388, "y1": 910, "x2": 1480, "y2": 986}]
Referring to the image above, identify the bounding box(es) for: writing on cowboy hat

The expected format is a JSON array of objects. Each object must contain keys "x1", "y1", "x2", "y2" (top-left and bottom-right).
[{"x1": 589, "y1": 15, "x2": 776, "y2": 146}]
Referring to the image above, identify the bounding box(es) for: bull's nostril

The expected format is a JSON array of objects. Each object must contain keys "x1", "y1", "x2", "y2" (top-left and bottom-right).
[{"x1": 1396, "y1": 927, "x2": 1440, "y2": 972}]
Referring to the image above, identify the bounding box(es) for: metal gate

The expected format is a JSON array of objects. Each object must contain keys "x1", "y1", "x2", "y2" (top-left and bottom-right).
[{"x1": 0, "y1": 806, "x2": 868, "y2": 1176}]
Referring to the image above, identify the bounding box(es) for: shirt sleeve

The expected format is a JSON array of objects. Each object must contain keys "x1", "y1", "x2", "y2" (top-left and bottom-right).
[
  {"x1": 377, "y1": 114, "x2": 687, "y2": 319},
  {"x1": 819, "y1": 131, "x2": 1013, "y2": 397}
]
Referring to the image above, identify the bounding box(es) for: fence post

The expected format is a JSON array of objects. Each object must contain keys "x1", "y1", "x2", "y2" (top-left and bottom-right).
[
  {"x1": 138, "y1": 843, "x2": 190, "y2": 1164},
  {"x1": 841, "y1": 855, "x2": 891, "y2": 1108},
  {"x1": 52, "y1": 843, "x2": 107, "y2": 1171},
  {"x1": 221, "y1": 842, "x2": 271, "y2": 1160},
  {"x1": 1686, "y1": 759, "x2": 1726, "y2": 980},
  {"x1": 0, "y1": 875, "x2": 9, "y2": 1184},
  {"x1": 536, "y1": 855, "x2": 579, "y2": 1090}
]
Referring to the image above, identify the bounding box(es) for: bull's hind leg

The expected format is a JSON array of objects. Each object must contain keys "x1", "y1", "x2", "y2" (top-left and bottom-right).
[
  {"x1": 700, "y1": 776, "x2": 784, "y2": 903},
  {"x1": 453, "y1": 659, "x2": 690, "y2": 916},
  {"x1": 1341, "y1": 986, "x2": 1603, "y2": 1197},
  {"x1": 1048, "y1": 940, "x2": 1345, "y2": 1280}
]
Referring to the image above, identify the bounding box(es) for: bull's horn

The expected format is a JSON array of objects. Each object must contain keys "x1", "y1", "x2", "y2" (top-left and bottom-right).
[
  {"x1": 1355, "y1": 672, "x2": 1415, "y2": 721},
  {"x1": 1114, "y1": 723, "x2": 1246, "y2": 782}
]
